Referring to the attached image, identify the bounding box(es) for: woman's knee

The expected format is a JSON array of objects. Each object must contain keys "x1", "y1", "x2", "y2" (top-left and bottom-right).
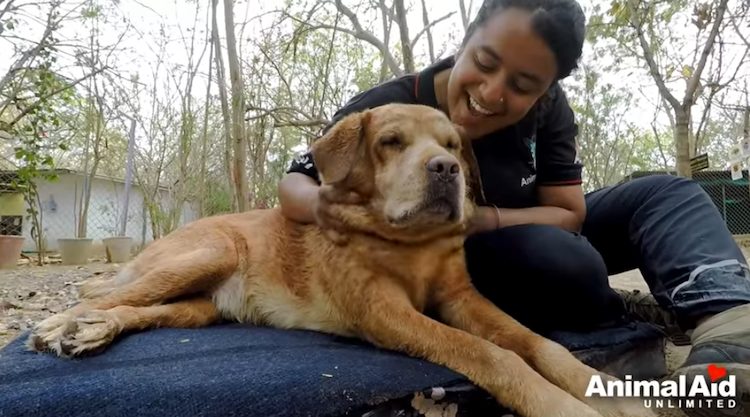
[
  {"x1": 464, "y1": 225, "x2": 626, "y2": 331},
  {"x1": 464, "y1": 224, "x2": 608, "y2": 289},
  {"x1": 631, "y1": 174, "x2": 704, "y2": 199}
]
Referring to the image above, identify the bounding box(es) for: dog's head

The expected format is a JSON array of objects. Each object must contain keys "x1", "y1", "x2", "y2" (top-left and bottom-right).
[{"x1": 311, "y1": 104, "x2": 482, "y2": 241}]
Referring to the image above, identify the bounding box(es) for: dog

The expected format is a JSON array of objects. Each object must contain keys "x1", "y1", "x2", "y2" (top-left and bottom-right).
[{"x1": 28, "y1": 104, "x2": 653, "y2": 417}]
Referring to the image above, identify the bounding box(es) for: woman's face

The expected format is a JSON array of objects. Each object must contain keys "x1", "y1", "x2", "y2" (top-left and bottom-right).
[{"x1": 447, "y1": 8, "x2": 558, "y2": 140}]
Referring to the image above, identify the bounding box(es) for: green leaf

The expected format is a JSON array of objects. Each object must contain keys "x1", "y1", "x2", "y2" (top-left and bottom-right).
[{"x1": 682, "y1": 65, "x2": 694, "y2": 78}]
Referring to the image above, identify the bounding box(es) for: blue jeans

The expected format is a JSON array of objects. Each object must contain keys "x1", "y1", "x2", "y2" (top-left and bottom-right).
[{"x1": 465, "y1": 175, "x2": 750, "y2": 333}]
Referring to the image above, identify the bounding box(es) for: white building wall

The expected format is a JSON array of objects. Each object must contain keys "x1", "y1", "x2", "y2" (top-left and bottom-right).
[{"x1": 21, "y1": 173, "x2": 199, "y2": 253}]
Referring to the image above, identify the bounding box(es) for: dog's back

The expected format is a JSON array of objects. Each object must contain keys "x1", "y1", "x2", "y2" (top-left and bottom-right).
[{"x1": 83, "y1": 208, "x2": 364, "y2": 337}]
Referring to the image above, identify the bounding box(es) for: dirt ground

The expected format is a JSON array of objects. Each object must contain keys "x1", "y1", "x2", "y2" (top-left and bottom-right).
[
  {"x1": 0, "y1": 259, "x2": 120, "y2": 347},
  {"x1": 4, "y1": 253, "x2": 746, "y2": 417}
]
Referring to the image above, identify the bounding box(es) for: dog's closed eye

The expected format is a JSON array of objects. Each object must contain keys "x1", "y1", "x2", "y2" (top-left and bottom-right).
[{"x1": 379, "y1": 133, "x2": 403, "y2": 149}]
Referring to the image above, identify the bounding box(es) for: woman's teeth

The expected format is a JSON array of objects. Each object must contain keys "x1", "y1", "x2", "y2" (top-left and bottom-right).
[{"x1": 468, "y1": 95, "x2": 495, "y2": 116}]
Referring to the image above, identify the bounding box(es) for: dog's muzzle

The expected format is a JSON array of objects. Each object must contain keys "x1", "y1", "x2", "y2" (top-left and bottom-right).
[{"x1": 424, "y1": 155, "x2": 463, "y2": 221}]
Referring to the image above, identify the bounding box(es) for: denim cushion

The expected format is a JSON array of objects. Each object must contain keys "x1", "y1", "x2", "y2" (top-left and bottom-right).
[{"x1": 0, "y1": 322, "x2": 665, "y2": 417}]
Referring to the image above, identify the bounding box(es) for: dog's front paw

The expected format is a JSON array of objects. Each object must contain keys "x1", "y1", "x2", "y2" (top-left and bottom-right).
[
  {"x1": 27, "y1": 313, "x2": 78, "y2": 356},
  {"x1": 27, "y1": 310, "x2": 123, "y2": 358},
  {"x1": 64, "y1": 310, "x2": 123, "y2": 357}
]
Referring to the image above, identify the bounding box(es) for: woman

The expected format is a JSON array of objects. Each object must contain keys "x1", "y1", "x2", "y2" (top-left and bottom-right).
[{"x1": 279, "y1": 1, "x2": 749, "y2": 415}]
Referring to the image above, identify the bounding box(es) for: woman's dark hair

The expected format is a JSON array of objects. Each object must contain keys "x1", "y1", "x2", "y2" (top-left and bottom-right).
[{"x1": 461, "y1": 0, "x2": 586, "y2": 80}]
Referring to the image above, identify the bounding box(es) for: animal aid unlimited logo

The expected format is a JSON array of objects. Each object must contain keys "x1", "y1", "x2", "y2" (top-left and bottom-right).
[{"x1": 585, "y1": 364, "x2": 738, "y2": 411}]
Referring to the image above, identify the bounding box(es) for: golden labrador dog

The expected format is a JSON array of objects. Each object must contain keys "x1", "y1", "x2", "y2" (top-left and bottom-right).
[{"x1": 28, "y1": 104, "x2": 652, "y2": 417}]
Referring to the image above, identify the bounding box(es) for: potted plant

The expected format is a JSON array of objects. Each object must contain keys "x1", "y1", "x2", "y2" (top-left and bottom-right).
[
  {"x1": 58, "y1": 175, "x2": 94, "y2": 265},
  {"x1": 59, "y1": 96, "x2": 106, "y2": 265},
  {"x1": 57, "y1": 236, "x2": 93, "y2": 265},
  {"x1": 100, "y1": 199, "x2": 133, "y2": 263},
  {"x1": 101, "y1": 116, "x2": 135, "y2": 264},
  {"x1": 57, "y1": 189, "x2": 94, "y2": 265}
]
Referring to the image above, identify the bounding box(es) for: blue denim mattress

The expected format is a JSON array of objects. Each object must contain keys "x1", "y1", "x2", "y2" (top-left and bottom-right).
[{"x1": 0, "y1": 322, "x2": 665, "y2": 417}]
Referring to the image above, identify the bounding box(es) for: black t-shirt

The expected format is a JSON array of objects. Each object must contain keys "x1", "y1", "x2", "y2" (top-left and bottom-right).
[{"x1": 287, "y1": 57, "x2": 582, "y2": 209}]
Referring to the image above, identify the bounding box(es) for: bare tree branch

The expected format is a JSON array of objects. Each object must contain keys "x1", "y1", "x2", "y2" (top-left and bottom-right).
[
  {"x1": 333, "y1": 0, "x2": 403, "y2": 76},
  {"x1": 0, "y1": 2, "x2": 60, "y2": 100},
  {"x1": 0, "y1": 0, "x2": 16, "y2": 23},
  {"x1": 377, "y1": 0, "x2": 394, "y2": 81},
  {"x1": 410, "y1": 11, "x2": 455, "y2": 50},
  {"x1": 419, "y1": 0, "x2": 434, "y2": 62},
  {"x1": 7, "y1": 67, "x2": 105, "y2": 129},
  {"x1": 684, "y1": 0, "x2": 730, "y2": 106},
  {"x1": 393, "y1": 0, "x2": 413, "y2": 73},
  {"x1": 627, "y1": 0, "x2": 680, "y2": 111},
  {"x1": 458, "y1": 0, "x2": 471, "y2": 32}
]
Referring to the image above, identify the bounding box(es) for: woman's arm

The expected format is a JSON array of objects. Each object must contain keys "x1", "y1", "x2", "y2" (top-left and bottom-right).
[
  {"x1": 278, "y1": 172, "x2": 320, "y2": 224},
  {"x1": 468, "y1": 184, "x2": 586, "y2": 234}
]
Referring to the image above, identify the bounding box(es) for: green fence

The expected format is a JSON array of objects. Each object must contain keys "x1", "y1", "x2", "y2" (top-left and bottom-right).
[{"x1": 624, "y1": 171, "x2": 750, "y2": 235}]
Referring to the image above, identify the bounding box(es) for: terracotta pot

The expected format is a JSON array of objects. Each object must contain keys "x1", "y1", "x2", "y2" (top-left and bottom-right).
[{"x1": 0, "y1": 235, "x2": 24, "y2": 269}]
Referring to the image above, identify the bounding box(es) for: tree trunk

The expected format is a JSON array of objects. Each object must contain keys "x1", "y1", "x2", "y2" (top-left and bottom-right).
[
  {"x1": 458, "y1": 0, "x2": 471, "y2": 32},
  {"x1": 624, "y1": 0, "x2": 728, "y2": 179},
  {"x1": 199, "y1": 30, "x2": 214, "y2": 217},
  {"x1": 394, "y1": 0, "x2": 414, "y2": 73},
  {"x1": 222, "y1": 0, "x2": 248, "y2": 212},
  {"x1": 78, "y1": 98, "x2": 103, "y2": 238},
  {"x1": 675, "y1": 109, "x2": 692, "y2": 178},
  {"x1": 212, "y1": 0, "x2": 234, "y2": 206},
  {"x1": 378, "y1": 0, "x2": 392, "y2": 82}
]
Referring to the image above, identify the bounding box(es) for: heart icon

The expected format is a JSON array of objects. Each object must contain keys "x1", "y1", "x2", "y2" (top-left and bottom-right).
[{"x1": 707, "y1": 364, "x2": 728, "y2": 382}]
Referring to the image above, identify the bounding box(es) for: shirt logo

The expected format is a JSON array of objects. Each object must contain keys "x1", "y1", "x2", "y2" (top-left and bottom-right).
[
  {"x1": 521, "y1": 174, "x2": 536, "y2": 187},
  {"x1": 521, "y1": 135, "x2": 537, "y2": 188},
  {"x1": 294, "y1": 153, "x2": 314, "y2": 170},
  {"x1": 524, "y1": 135, "x2": 537, "y2": 169}
]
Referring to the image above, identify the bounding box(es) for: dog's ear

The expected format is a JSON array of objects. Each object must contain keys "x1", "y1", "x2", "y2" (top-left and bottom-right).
[
  {"x1": 453, "y1": 123, "x2": 487, "y2": 206},
  {"x1": 312, "y1": 111, "x2": 371, "y2": 185}
]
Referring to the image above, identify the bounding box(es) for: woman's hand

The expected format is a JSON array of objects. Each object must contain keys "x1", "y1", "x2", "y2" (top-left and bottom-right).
[{"x1": 466, "y1": 206, "x2": 501, "y2": 235}]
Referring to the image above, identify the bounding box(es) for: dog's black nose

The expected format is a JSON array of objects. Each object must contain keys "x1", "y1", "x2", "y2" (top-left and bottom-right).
[{"x1": 426, "y1": 156, "x2": 459, "y2": 182}]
